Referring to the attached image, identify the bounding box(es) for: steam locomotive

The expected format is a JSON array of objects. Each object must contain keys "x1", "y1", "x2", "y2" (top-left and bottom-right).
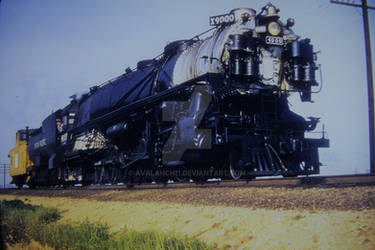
[{"x1": 9, "y1": 4, "x2": 329, "y2": 188}]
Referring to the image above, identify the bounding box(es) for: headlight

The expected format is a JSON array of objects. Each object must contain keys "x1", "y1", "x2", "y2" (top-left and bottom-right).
[{"x1": 268, "y1": 22, "x2": 281, "y2": 36}]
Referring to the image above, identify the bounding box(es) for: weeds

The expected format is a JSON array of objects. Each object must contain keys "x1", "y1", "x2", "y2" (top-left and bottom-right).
[
  {"x1": 1, "y1": 199, "x2": 60, "y2": 245},
  {"x1": 1, "y1": 200, "x2": 214, "y2": 250},
  {"x1": 41, "y1": 222, "x2": 111, "y2": 250},
  {"x1": 111, "y1": 230, "x2": 214, "y2": 250},
  {"x1": 292, "y1": 214, "x2": 305, "y2": 220}
]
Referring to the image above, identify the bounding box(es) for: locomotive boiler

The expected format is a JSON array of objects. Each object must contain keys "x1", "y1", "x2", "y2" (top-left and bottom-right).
[{"x1": 9, "y1": 3, "x2": 329, "y2": 188}]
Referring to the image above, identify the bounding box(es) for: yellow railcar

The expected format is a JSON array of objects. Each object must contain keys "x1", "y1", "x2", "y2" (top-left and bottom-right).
[{"x1": 9, "y1": 130, "x2": 33, "y2": 187}]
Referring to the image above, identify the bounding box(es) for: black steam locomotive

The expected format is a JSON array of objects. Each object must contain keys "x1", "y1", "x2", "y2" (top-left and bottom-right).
[{"x1": 9, "y1": 4, "x2": 329, "y2": 188}]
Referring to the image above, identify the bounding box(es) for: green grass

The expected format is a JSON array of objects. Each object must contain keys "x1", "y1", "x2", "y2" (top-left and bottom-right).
[
  {"x1": 111, "y1": 230, "x2": 213, "y2": 250},
  {"x1": 0, "y1": 200, "x2": 214, "y2": 250}
]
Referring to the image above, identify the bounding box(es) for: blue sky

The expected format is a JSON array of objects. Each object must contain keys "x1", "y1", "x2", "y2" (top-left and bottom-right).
[{"x1": 0, "y1": 0, "x2": 374, "y2": 184}]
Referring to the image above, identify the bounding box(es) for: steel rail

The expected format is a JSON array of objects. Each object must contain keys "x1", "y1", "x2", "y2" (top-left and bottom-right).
[
  {"x1": 0, "y1": 174, "x2": 374, "y2": 192},
  {"x1": 57, "y1": 174, "x2": 375, "y2": 190}
]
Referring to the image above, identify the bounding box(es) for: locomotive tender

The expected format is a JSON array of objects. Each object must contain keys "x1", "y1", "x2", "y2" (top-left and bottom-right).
[{"x1": 9, "y1": 4, "x2": 329, "y2": 188}]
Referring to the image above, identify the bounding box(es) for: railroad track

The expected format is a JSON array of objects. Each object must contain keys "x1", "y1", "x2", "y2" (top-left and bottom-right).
[
  {"x1": 79, "y1": 174, "x2": 375, "y2": 190},
  {"x1": 1, "y1": 174, "x2": 374, "y2": 192}
]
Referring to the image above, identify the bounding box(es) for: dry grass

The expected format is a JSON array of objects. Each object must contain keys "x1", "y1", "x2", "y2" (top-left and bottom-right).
[{"x1": 1, "y1": 193, "x2": 375, "y2": 249}]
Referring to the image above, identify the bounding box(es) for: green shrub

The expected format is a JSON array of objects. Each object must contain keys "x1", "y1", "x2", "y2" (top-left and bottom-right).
[
  {"x1": 1, "y1": 199, "x2": 36, "y2": 211},
  {"x1": 0, "y1": 199, "x2": 51, "y2": 244}
]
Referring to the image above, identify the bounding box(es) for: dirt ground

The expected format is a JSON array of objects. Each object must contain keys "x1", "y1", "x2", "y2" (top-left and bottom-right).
[
  {"x1": 2, "y1": 184, "x2": 375, "y2": 210},
  {"x1": 1, "y1": 185, "x2": 375, "y2": 249}
]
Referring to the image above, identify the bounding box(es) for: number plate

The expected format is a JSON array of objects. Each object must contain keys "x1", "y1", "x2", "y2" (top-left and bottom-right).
[
  {"x1": 265, "y1": 36, "x2": 284, "y2": 46},
  {"x1": 210, "y1": 13, "x2": 235, "y2": 26}
]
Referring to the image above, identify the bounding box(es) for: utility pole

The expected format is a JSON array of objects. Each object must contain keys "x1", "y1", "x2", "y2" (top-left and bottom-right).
[
  {"x1": 330, "y1": 0, "x2": 375, "y2": 175},
  {"x1": 1, "y1": 164, "x2": 5, "y2": 188},
  {"x1": 3, "y1": 165, "x2": 5, "y2": 188}
]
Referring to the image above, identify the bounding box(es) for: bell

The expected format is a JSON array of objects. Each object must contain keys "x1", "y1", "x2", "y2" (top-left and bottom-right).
[{"x1": 265, "y1": 4, "x2": 279, "y2": 18}]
